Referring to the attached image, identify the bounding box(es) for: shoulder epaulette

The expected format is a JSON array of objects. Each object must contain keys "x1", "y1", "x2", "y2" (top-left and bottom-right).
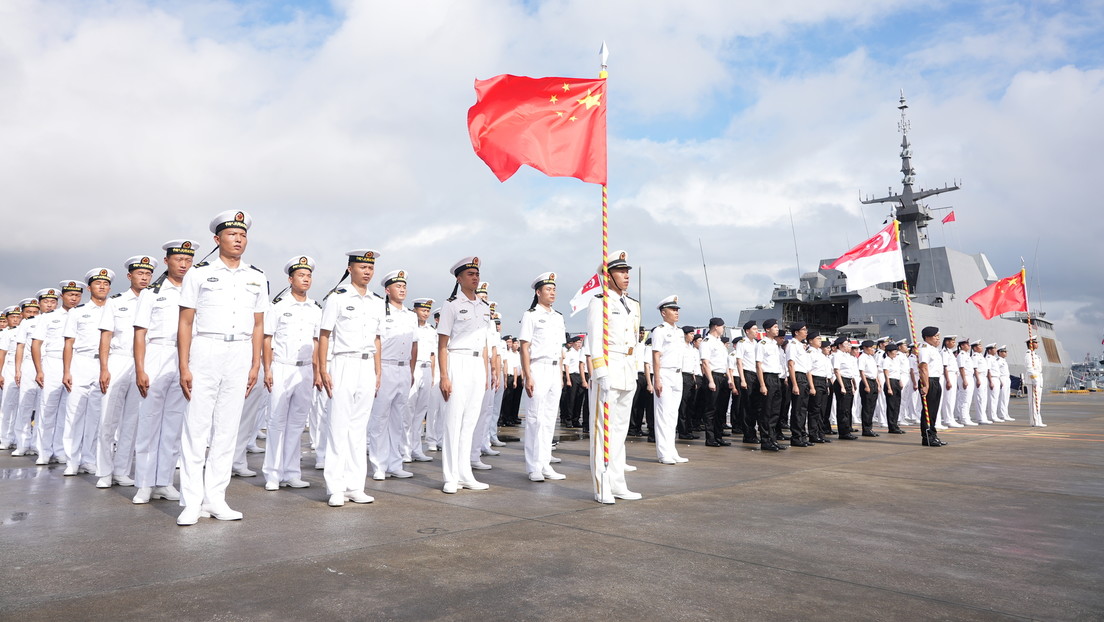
[
  {"x1": 194, "y1": 261, "x2": 210, "y2": 268},
  {"x1": 249, "y1": 264, "x2": 263, "y2": 273},
  {"x1": 73, "y1": 303, "x2": 86, "y2": 309},
  {"x1": 334, "y1": 287, "x2": 347, "y2": 295},
  {"x1": 627, "y1": 295, "x2": 639, "y2": 303},
  {"x1": 594, "y1": 293, "x2": 604, "y2": 298},
  {"x1": 110, "y1": 293, "x2": 122, "y2": 299},
  {"x1": 554, "y1": 309, "x2": 563, "y2": 316},
  {"x1": 314, "y1": 300, "x2": 323, "y2": 309},
  {"x1": 272, "y1": 296, "x2": 283, "y2": 304}
]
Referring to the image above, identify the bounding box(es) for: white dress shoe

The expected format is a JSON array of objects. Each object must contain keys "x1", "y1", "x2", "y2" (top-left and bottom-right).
[
  {"x1": 201, "y1": 503, "x2": 243, "y2": 521},
  {"x1": 658, "y1": 459, "x2": 677, "y2": 465},
  {"x1": 442, "y1": 482, "x2": 458, "y2": 494},
  {"x1": 528, "y1": 472, "x2": 545, "y2": 482},
  {"x1": 541, "y1": 469, "x2": 566, "y2": 480},
  {"x1": 315, "y1": 462, "x2": 325, "y2": 470},
  {"x1": 255, "y1": 430, "x2": 267, "y2": 440},
  {"x1": 265, "y1": 480, "x2": 279, "y2": 491},
  {"x1": 79, "y1": 463, "x2": 96, "y2": 474},
  {"x1": 490, "y1": 438, "x2": 506, "y2": 447},
  {"x1": 624, "y1": 464, "x2": 638, "y2": 472},
  {"x1": 246, "y1": 444, "x2": 265, "y2": 453},
  {"x1": 96, "y1": 476, "x2": 112, "y2": 489},
  {"x1": 152, "y1": 485, "x2": 181, "y2": 501},
  {"x1": 132, "y1": 487, "x2": 152, "y2": 504},
  {"x1": 35, "y1": 457, "x2": 49, "y2": 465},
  {"x1": 328, "y1": 493, "x2": 345, "y2": 507},
  {"x1": 459, "y1": 480, "x2": 489, "y2": 490},
  {"x1": 674, "y1": 456, "x2": 689, "y2": 463},
  {"x1": 948, "y1": 422, "x2": 964, "y2": 428},
  {"x1": 964, "y1": 421, "x2": 979, "y2": 426},
  {"x1": 113, "y1": 475, "x2": 135, "y2": 487},
  {"x1": 412, "y1": 454, "x2": 433, "y2": 462},
  {"x1": 402, "y1": 456, "x2": 413, "y2": 463},
  {"x1": 372, "y1": 471, "x2": 386, "y2": 481},
  {"x1": 426, "y1": 445, "x2": 439, "y2": 451},
  {"x1": 284, "y1": 478, "x2": 311, "y2": 488},
  {"x1": 1005, "y1": 417, "x2": 1015, "y2": 421},
  {"x1": 177, "y1": 507, "x2": 204, "y2": 526},
  {"x1": 935, "y1": 424, "x2": 948, "y2": 430},
  {"x1": 471, "y1": 461, "x2": 492, "y2": 470},
  {"x1": 613, "y1": 490, "x2": 643, "y2": 501},
  {"x1": 593, "y1": 494, "x2": 615, "y2": 504},
  {"x1": 232, "y1": 467, "x2": 256, "y2": 477},
  {"x1": 345, "y1": 491, "x2": 374, "y2": 504},
  {"x1": 481, "y1": 448, "x2": 501, "y2": 456},
  {"x1": 11, "y1": 449, "x2": 26, "y2": 456},
  {"x1": 63, "y1": 464, "x2": 79, "y2": 476},
  {"x1": 387, "y1": 469, "x2": 414, "y2": 478},
  {"x1": 549, "y1": 456, "x2": 562, "y2": 464}
]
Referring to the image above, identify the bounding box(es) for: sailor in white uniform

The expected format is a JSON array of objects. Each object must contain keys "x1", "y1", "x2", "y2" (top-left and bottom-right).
[
  {"x1": 993, "y1": 346, "x2": 1013, "y2": 422},
  {"x1": 32, "y1": 279, "x2": 84, "y2": 464},
  {"x1": 61, "y1": 268, "x2": 114, "y2": 475},
  {"x1": 368, "y1": 269, "x2": 417, "y2": 481},
  {"x1": 651, "y1": 295, "x2": 688, "y2": 465},
  {"x1": 403, "y1": 298, "x2": 436, "y2": 463},
  {"x1": 176, "y1": 211, "x2": 267, "y2": 526},
  {"x1": 1024, "y1": 337, "x2": 1045, "y2": 427},
  {"x1": 12, "y1": 294, "x2": 49, "y2": 457},
  {"x1": 0, "y1": 307, "x2": 25, "y2": 450},
  {"x1": 971, "y1": 340, "x2": 992, "y2": 424},
  {"x1": 518, "y1": 271, "x2": 566, "y2": 483}
]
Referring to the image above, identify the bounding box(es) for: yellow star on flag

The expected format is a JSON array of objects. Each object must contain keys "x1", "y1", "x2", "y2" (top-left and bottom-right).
[
  {"x1": 562, "y1": 82, "x2": 571, "y2": 92},
  {"x1": 568, "y1": 115, "x2": 577, "y2": 122},
  {"x1": 550, "y1": 94, "x2": 558, "y2": 103},
  {"x1": 577, "y1": 89, "x2": 601, "y2": 110}
]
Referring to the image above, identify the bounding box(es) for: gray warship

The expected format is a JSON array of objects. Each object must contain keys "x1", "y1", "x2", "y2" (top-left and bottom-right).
[{"x1": 738, "y1": 92, "x2": 1070, "y2": 388}]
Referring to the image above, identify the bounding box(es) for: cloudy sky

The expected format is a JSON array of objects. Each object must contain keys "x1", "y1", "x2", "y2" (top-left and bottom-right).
[{"x1": 2, "y1": 0, "x2": 1102, "y2": 360}]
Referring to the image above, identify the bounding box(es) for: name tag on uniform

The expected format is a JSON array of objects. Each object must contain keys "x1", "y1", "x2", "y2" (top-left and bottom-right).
[
  {"x1": 385, "y1": 318, "x2": 393, "y2": 323},
  {"x1": 538, "y1": 319, "x2": 545, "y2": 323},
  {"x1": 283, "y1": 312, "x2": 292, "y2": 317},
  {"x1": 459, "y1": 310, "x2": 468, "y2": 314},
  {"x1": 345, "y1": 306, "x2": 355, "y2": 311},
  {"x1": 207, "y1": 277, "x2": 219, "y2": 282},
  {"x1": 119, "y1": 307, "x2": 129, "y2": 312},
  {"x1": 156, "y1": 297, "x2": 167, "y2": 302}
]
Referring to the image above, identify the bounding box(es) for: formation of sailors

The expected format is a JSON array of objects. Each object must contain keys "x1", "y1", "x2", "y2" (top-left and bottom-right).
[{"x1": 0, "y1": 215, "x2": 1047, "y2": 524}]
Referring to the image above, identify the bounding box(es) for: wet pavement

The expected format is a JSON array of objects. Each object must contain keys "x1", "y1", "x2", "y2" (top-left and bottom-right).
[{"x1": 2, "y1": 393, "x2": 1102, "y2": 620}]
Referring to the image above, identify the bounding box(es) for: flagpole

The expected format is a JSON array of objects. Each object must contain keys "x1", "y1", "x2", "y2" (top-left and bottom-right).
[
  {"x1": 895, "y1": 220, "x2": 927, "y2": 428},
  {"x1": 1020, "y1": 263, "x2": 1041, "y2": 409},
  {"x1": 597, "y1": 42, "x2": 612, "y2": 497}
]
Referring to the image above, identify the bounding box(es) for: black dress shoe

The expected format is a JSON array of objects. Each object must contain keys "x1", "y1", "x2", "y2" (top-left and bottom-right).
[
  {"x1": 742, "y1": 437, "x2": 760, "y2": 444},
  {"x1": 818, "y1": 437, "x2": 832, "y2": 443},
  {"x1": 760, "y1": 443, "x2": 779, "y2": 452},
  {"x1": 646, "y1": 436, "x2": 655, "y2": 443},
  {"x1": 888, "y1": 429, "x2": 906, "y2": 434},
  {"x1": 772, "y1": 441, "x2": 788, "y2": 450},
  {"x1": 862, "y1": 431, "x2": 880, "y2": 438},
  {"x1": 678, "y1": 433, "x2": 695, "y2": 440},
  {"x1": 720, "y1": 431, "x2": 731, "y2": 437},
  {"x1": 790, "y1": 441, "x2": 810, "y2": 447},
  {"x1": 825, "y1": 429, "x2": 836, "y2": 435},
  {"x1": 777, "y1": 435, "x2": 791, "y2": 442},
  {"x1": 717, "y1": 439, "x2": 732, "y2": 446},
  {"x1": 839, "y1": 434, "x2": 859, "y2": 440},
  {"x1": 627, "y1": 430, "x2": 642, "y2": 437},
  {"x1": 704, "y1": 440, "x2": 721, "y2": 447}
]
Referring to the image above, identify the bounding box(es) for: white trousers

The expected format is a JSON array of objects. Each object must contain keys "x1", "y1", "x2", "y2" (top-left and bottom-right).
[
  {"x1": 1, "y1": 367, "x2": 19, "y2": 445},
  {"x1": 442, "y1": 353, "x2": 486, "y2": 486},
  {"x1": 590, "y1": 382, "x2": 633, "y2": 499},
  {"x1": 311, "y1": 389, "x2": 329, "y2": 463},
  {"x1": 263, "y1": 361, "x2": 312, "y2": 483},
  {"x1": 873, "y1": 386, "x2": 887, "y2": 427},
  {"x1": 973, "y1": 375, "x2": 989, "y2": 422},
  {"x1": 96, "y1": 356, "x2": 140, "y2": 478},
  {"x1": 940, "y1": 379, "x2": 958, "y2": 426},
  {"x1": 179, "y1": 338, "x2": 250, "y2": 510},
  {"x1": 368, "y1": 363, "x2": 409, "y2": 476},
  {"x1": 899, "y1": 381, "x2": 916, "y2": 423},
  {"x1": 323, "y1": 356, "x2": 376, "y2": 495},
  {"x1": 471, "y1": 386, "x2": 496, "y2": 461},
  {"x1": 134, "y1": 343, "x2": 186, "y2": 488},
  {"x1": 62, "y1": 354, "x2": 102, "y2": 468},
  {"x1": 523, "y1": 362, "x2": 561, "y2": 475},
  {"x1": 1027, "y1": 382, "x2": 1044, "y2": 425},
  {"x1": 232, "y1": 380, "x2": 267, "y2": 471},
  {"x1": 36, "y1": 357, "x2": 69, "y2": 461},
  {"x1": 403, "y1": 362, "x2": 434, "y2": 460},
  {"x1": 425, "y1": 380, "x2": 443, "y2": 448},
  {"x1": 995, "y1": 377, "x2": 1011, "y2": 421},
  {"x1": 653, "y1": 368, "x2": 683, "y2": 462},
  {"x1": 15, "y1": 362, "x2": 41, "y2": 452},
  {"x1": 954, "y1": 376, "x2": 973, "y2": 424}
]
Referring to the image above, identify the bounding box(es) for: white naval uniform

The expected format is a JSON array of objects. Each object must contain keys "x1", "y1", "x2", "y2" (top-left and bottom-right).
[
  {"x1": 61, "y1": 301, "x2": 108, "y2": 470},
  {"x1": 938, "y1": 348, "x2": 958, "y2": 428},
  {"x1": 518, "y1": 304, "x2": 565, "y2": 478},
  {"x1": 972, "y1": 351, "x2": 991, "y2": 423},
  {"x1": 403, "y1": 322, "x2": 437, "y2": 461},
  {"x1": 262, "y1": 295, "x2": 321, "y2": 485},
  {"x1": 13, "y1": 318, "x2": 42, "y2": 454},
  {"x1": 651, "y1": 321, "x2": 684, "y2": 463},
  {"x1": 437, "y1": 295, "x2": 491, "y2": 489},
  {"x1": 587, "y1": 292, "x2": 641, "y2": 500},
  {"x1": 33, "y1": 307, "x2": 72, "y2": 462},
  {"x1": 1024, "y1": 349, "x2": 1044, "y2": 425},
  {"x1": 320, "y1": 287, "x2": 383, "y2": 497},
  {"x1": 873, "y1": 350, "x2": 887, "y2": 427},
  {"x1": 96, "y1": 290, "x2": 142, "y2": 480},
  {"x1": 992, "y1": 356, "x2": 1012, "y2": 421},
  {"x1": 309, "y1": 333, "x2": 334, "y2": 466},
  {"x1": 900, "y1": 354, "x2": 919, "y2": 424},
  {"x1": 471, "y1": 328, "x2": 501, "y2": 462},
  {"x1": 368, "y1": 300, "x2": 417, "y2": 478},
  {"x1": 954, "y1": 349, "x2": 975, "y2": 425},
  {"x1": 178, "y1": 258, "x2": 268, "y2": 512},
  {"x1": 132, "y1": 279, "x2": 187, "y2": 490},
  {"x1": 0, "y1": 329, "x2": 17, "y2": 447}
]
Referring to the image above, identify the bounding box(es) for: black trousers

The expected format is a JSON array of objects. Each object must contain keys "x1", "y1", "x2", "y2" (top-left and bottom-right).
[
  {"x1": 808, "y1": 376, "x2": 829, "y2": 439},
  {"x1": 694, "y1": 374, "x2": 714, "y2": 431},
  {"x1": 790, "y1": 375, "x2": 810, "y2": 442},
  {"x1": 821, "y1": 380, "x2": 835, "y2": 433},
  {"x1": 859, "y1": 378, "x2": 878, "y2": 433},
  {"x1": 500, "y1": 376, "x2": 522, "y2": 424},
  {"x1": 580, "y1": 375, "x2": 590, "y2": 430},
  {"x1": 759, "y1": 374, "x2": 782, "y2": 440},
  {"x1": 677, "y1": 372, "x2": 696, "y2": 435},
  {"x1": 884, "y1": 378, "x2": 902, "y2": 431},
  {"x1": 629, "y1": 372, "x2": 649, "y2": 433},
  {"x1": 701, "y1": 371, "x2": 728, "y2": 443},
  {"x1": 921, "y1": 377, "x2": 942, "y2": 437},
  {"x1": 741, "y1": 370, "x2": 761, "y2": 441},
  {"x1": 778, "y1": 377, "x2": 791, "y2": 435},
  {"x1": 728, "y1": 380, "x2": 743, "y2": 433},
  {"x1": 833, "y1": 378, "x2": 855, "y2": 438},
  {"x1": 561, "y1": 373, "x2": 583, "y2": 425}
]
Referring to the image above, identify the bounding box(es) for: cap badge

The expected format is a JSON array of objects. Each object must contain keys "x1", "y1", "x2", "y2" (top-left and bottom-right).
[{"x1": 234, "y1": 211, "x2": 245, "y2": 222}]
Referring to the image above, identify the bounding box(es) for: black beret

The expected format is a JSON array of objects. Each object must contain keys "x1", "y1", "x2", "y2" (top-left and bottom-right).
[
  {"x1": 833, "y1": 337, "x2": 849, "y2": 347},
  {"x1": 742, "y1": 320, "x2": 757, "y2": 331},
  {"x1": 789, "y1": 322, "x2": 806, "y2": 334},
  {"x1": 807, "y1": 330, "x2": 821, "y2": 340},
  {"x1": 763, "y1": 319, "x2": 778, "y2": 330},
  {"x1": 885, "y1": 343, "x2": 898, "y2": 352},
  {"x1": 860, "y1": 340, "x2": 875, "y2": 348},
  {"x1": 921, "y1": 326, "x2": 939, "y2": 338},
  {"x1": 708, "y1": 317, "x2": 725, "y2": 327},
  {"x1": 681, "y1": 326, "x2": 695, "y2": 334}
]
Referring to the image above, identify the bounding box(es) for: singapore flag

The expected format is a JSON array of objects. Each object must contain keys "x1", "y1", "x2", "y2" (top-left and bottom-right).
[
  {"x1": 822, "y1": 221, "x2": 906, "y2": 291},
  {"x1": 569, "y1": 273, "x2": 602, "y2": 316}
]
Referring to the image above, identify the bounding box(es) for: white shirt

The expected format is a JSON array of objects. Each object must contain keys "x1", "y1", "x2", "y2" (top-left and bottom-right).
[
  {"x1": 32, "y1": 308, "x2": 71, "y2": 356},
  {"x1": 518, "y1": 305, "x2": 566, "y2": 362},
  {"x1": 320, "y1": 287, "x2": 384, "y2": 354},
  {"x1": 436, "y1": 295, "x2": 491, "y2": 353},
  {"x1": 1024, "y1": 350, "x2": 1042, "y2": 384},
  {"x1": 882, "y1": 353, "x2": 907, "y2": 381},
  {"x1": 755, "y1": 338, "x2": 783, "y2": 375},
  {"x1": 379, "y1": 303, "x2": 417, "y2": 362},
  {"x1": 651, "y1": 323, "x2": 683, "y2": 370},
  {"x1": 957, "y1": 349, "x2": 975, "y2": 372},
  {"x1": 682, "y1": 341, "x2": 700, "y2": 374},
  {"x1": 414, "y1": 323, "x2": 437, "y2": 363},
  {"x1": 994, "y1": 356, "x2": 1010, "y2": 378},
  {"x1": 832, "y1": 350, "x2": 858, "y2": 379},
  {"x1": 974, "y1": 352, "x2": 990, "y2": 376},
  {"x1": 810, "y1": 348, "x2": 832, "y2": 378},
  {"x1": 98, "y1": 289, "x2": 140, "y2": 354},
  {"x1": 735, "y1": 337, "x2": 756, "y2": 375},
  {"x1": 14, "y1": 318, "x2": 40, "y2": 368},
  {"x1": 179, "y1": 257, "x2": 268, "y2": 338},
  {"x1": 699, "y1": 335, "x2": 727, "y2": 372},
  {"x1": 62, "y1": 302, "x2": 107, "y2": 356},
  {"x1": 857, "y1": 352, "x2": 879, "y2": 380},
  {"x1": 920, "y1": 343, "x2": 944, "y2": 377},
  {"x1": 133, "y1": 280, "x2": 183, "y2": 342},
  {"x1": 265, "y1": 295, "x2": 322, "y2": 363},
  {"x1": 635, "y1": 339, "x2": 649, "y2": 373},
  {"x1": 786, "y1": 340, "x2": 812, "y2": 374}
]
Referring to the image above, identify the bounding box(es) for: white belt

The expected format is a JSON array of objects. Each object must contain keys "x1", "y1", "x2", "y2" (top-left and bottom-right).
[
  {"x1": 275, "y1": 358, "x2": 312, "y2": 367},
  {"x1": 148, "y1": 338, "x2": 177, "y2": 346},
  {"x1": 197, "y1": 332, "x2": 250, "y2": 342},
  {"x1": 415, "y1": 361, "x2": 432, "y2": 368},
  {"x1": 44, "y1": 352, "x2": 63, "y2": 359},
  {"x1": 335, "y1": 352, "x2": 375, "y2": 359},
  {"x1": 74, "y1": 351, "x2": 100, "y2": 360},
  {"x1": 661, "y1": 366, "x2": 681, "y2": 372},
  {"x1": 449, "y1": 349, "x2": 481, "y2": 357},
  {"x1": 382, "y1": 360, "x2": 409, "y2": 366},
  {"x1": 532, "y1": 359, "x2": 559, "y2": 366}
]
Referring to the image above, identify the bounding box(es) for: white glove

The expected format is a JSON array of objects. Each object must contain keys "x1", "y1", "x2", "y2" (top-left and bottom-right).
[{"x1": 595, "y1": 374, "x2": 610, "y2": 394}]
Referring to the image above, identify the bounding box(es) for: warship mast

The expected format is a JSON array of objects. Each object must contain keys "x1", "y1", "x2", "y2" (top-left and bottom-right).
[{"x1": 861, "y1": 91, "x2": 960, "y2": 288}]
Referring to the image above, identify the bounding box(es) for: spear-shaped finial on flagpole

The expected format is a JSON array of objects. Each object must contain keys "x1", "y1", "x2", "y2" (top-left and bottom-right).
[{"x1": 599, "y1": 41, "x2": 609, "y2": 77}]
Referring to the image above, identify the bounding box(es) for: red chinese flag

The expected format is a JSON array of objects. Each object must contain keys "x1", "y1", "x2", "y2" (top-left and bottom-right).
[
  {"x1": 468, "y1": 74, "x2": 607, "y2": 185},
  {"x1": 966, "y1": 270, "x2": 1028, "y2": 320},
  {"x1": 942, "y1": 211, "x2": 956, "y2": 224}
]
